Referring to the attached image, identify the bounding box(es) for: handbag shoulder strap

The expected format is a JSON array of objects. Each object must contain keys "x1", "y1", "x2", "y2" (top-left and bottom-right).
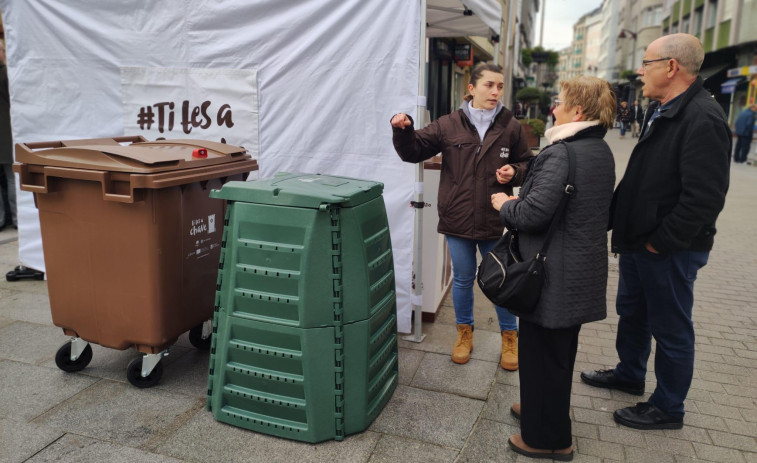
[{"x1": 536, "y1": 140, "x2": 576, "y2": 259}]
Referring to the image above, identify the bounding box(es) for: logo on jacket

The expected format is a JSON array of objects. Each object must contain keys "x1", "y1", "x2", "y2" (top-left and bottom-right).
[{"x1": 499, "y1": 147, "x2": 510, "y2": 158}]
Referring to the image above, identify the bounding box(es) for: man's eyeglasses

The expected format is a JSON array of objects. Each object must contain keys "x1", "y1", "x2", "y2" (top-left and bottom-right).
[
  {"x1": 640, "y1": 57, "x2": 671, "y2": 70},
  {"x1": 553, "y1": 99, "x2": 564, "y2": 107}
]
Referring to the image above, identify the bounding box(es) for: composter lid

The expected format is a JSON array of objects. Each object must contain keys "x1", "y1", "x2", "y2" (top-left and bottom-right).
[
  {"x1": 15, "y1": 136, "x2": 251, "y2": 173},
  {"x1": 210, "y1": 172, "x2": 384, "y2": 208}
]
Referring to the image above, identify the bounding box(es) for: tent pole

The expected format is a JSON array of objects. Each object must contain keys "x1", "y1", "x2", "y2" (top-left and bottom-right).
[{"x1": 403, "y1": 0, "x2": 427, "y2": 343}]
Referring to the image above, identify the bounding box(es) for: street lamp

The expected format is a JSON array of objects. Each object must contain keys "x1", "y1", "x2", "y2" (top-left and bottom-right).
[
  {"x1": 617, "y1": 29, "x2": 638, "y2": 70},
  {"x1": 618, "y1": 29, "x2": 639, "y2": 102}
]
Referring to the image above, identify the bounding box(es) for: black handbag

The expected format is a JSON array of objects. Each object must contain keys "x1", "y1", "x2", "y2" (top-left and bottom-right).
[{"x1": 477, "y1": 141, "x2": 576, "y2": 314}]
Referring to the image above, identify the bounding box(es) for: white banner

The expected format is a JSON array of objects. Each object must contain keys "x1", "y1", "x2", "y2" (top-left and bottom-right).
[
  {"x1": 121, "y1": 67, "x2": 258, "y2": 153},
  {"x1": 1, "y1": 0, "x2": 419, "y2": 332}
]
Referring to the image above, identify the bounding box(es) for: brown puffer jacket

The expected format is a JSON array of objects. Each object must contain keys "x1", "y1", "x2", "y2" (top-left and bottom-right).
[{"x1": 392, "y1": 103, "x2": 532, "y2": 240}]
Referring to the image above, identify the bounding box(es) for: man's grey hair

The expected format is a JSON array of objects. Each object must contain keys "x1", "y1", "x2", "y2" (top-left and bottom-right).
[{"x1": 658, "y1": 33, "x2": 705, "y2": 76}]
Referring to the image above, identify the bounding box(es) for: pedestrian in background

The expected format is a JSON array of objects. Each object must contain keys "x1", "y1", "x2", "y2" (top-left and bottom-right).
[
  {"x1": 581, "y1": 33, "x2": 730, "y2": 430},
  {"x1": 616, "y1": 100, "x2": 631, "y2": 139},
  {"x1": 391, "y1": 63, "x2": 532, "y2": 371},
  {"x1": 630, "y1": 99, "x2": 644, "y2": 137},
  {"x1": 733, "y1": 104, "x2": 756, "y2": 164}
]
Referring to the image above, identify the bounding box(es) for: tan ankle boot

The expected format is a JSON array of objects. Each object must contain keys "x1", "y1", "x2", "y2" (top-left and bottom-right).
[
  {"x1": 500, "y1": 330, "x2": 518, "y2": 370},
  {"x1": 452, "y1": 324, "x2": 474, "y2": 364}
]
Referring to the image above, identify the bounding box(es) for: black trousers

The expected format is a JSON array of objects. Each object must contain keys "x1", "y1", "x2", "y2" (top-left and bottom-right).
[{"x1": 519, "y1": 318, "x2": 581, "y2": 450}]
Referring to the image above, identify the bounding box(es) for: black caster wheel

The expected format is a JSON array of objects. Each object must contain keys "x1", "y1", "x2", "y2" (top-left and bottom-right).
[
  {"x1": 55, "y1": 342, "x2": 93, "y2": 372},
  {"x1": 188, "y1": 322, "x2": 212, "y2": 350},
  {"x1": 126, "y1": 357, "x2": 163, "y2": 388}
]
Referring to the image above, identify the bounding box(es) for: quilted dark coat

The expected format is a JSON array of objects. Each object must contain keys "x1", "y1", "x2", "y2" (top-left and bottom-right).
[{"x1": 499, "y1": 125, "x2": 615, "y2": 329}]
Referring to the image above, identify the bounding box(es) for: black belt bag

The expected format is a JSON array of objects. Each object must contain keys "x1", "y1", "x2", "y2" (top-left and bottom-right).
[{"x1": 477, "y1": 141, "x2": 576, "y2": 314}]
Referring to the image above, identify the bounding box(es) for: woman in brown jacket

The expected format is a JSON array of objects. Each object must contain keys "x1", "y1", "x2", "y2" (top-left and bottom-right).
[{"x1": 391, "y1": 63, "x2": 532, "y2": 370}]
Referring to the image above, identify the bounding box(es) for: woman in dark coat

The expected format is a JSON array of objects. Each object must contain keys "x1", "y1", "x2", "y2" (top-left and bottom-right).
[{"x1": 491, "y1": 76, "x2": 617, "y2": 461}]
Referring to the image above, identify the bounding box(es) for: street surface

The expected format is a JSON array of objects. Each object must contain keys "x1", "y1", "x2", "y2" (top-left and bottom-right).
[{"x1": 1, "y1": 132, "x2": 755, "y2": 462}]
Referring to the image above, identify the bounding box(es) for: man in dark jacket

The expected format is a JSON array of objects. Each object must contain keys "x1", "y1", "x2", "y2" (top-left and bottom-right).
[
  {"x1": 581, "y1": 33, "x2": 730, "y2": 430},
  {"x1": 733, "y1": 104, "x2": 756, "y2": 163}
]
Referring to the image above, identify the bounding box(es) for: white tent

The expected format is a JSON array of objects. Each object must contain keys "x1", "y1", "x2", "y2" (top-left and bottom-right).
[
  {"x1": 406, "y1": 0, "x2": 502, "y2": 340},
  {"x1": 427, "y1": 0, "x2": 502, "y2": 38},
  {"x1": 1, "y1": 0, "x2": 501, "y2": 334}
]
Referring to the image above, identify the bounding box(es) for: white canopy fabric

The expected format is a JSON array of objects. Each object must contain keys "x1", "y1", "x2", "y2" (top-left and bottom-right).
[
  {"x1": 1, "y1": 0, "x2": 420, "y2": 333},
  {"x1": 426, "y1": 0, "x2": 502, "y2": 38}
]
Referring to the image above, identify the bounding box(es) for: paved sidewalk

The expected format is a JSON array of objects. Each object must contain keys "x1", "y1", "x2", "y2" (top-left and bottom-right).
[{"x1": 1, "y1": 134, "x2": 756, "y2": 462}]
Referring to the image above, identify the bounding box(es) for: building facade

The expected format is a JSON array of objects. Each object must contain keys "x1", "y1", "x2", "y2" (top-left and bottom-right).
[{"x1": 662, "y1": 0, "x2": 757, "y2": 122}]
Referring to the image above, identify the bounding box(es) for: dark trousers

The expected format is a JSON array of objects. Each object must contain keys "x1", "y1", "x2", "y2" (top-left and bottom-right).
[
  {"x1": 734, "y1": 136, "x2": 752, "y2": 163},
  {"x1": 519, "y1": 319, "x2": 580, "y2": 450},
  {"x1": 614, "y1": 250, "x2": 709, "y2": 417}
]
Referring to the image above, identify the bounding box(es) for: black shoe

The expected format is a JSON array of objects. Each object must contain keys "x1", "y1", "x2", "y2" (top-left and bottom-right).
[
  {"x1": 580, "y1": 369, "x2": 644, "y2": 395},
  {"x1": 614, "y1": 402, "x2": 683, "y2": 430}
]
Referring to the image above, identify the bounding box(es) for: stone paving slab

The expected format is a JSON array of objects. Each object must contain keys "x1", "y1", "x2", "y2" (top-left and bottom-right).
[
  {"x1": 369, "y1": 385, "x2": 484, "y2": 448},
  {"x1": 454, "y1": 418, "x2": 521, "y2": 462},
  {"x1": 397, "y1": 347, "x2": 424, "y2": 386},
  {"x1": 0, "y1": 321, "x2": 70, "y2": 365},
  {"x1": 25, "y1": 434, "x2": 185, "y2": 463},
  {"x1": 367, "y1": 434, "x2": 459, "y2": 463},
  {"x1": 157, "y1": 411, "x2": 380, "y2": 463},
  {"x1": 0, "y1": 290, "x2": 52, "y2": 325},
  {"x1": 0, "y1": 360, "x2": 99, "y2": 422},
  {"x1": 33, "y1": 379, "x2": 203, "y2": 449},
  {"x1": 481, "y1": 382, "x2": 520, "y2": 425},
  {"x1": 0, "y1": 418, "x2": 63, "y2": 463},
  {"x1": 410, "y1": 351, "x2": 497, "y2": 400}
]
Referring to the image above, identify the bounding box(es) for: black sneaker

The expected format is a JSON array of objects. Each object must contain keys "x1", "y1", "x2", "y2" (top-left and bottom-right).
[
  {"x1": 614, "y1": 402, "x2": 683, "y2": 430},
  {"x1": 580, "y1": 369, "x2": 645, "y2": 395}
]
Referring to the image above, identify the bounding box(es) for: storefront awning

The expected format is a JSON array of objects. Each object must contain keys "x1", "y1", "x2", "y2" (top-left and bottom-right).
[
  {"x1": 427, "y1": 0, "x2": 502, "y2": 38},
  {"x1": 699, "y1": 63, "x2": 730, "y2": 81},
  {"x1": 721, "y1": 77, "x2": 745, "y2": 94}
]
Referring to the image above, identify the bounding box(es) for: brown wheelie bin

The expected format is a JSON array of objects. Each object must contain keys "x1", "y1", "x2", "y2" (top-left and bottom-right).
[{"x1": 13, "y1": 136, "x2": 257, "y2": 387}]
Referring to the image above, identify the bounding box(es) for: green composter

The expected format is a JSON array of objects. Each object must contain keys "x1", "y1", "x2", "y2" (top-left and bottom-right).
[{"x1": 206, "y1": 173, "x2": 398, "y2": 443}]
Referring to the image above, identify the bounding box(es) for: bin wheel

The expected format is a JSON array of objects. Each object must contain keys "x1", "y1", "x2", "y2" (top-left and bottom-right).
[
  {"x1": 126, "y1": 357, "x2": 163, "y2": 388},
  {"x1": 188, "y1": 323, "x2": 212, "y2": 350},
  {"x1": 55, "y1": 342, "x2": 93, "y2": 372}
]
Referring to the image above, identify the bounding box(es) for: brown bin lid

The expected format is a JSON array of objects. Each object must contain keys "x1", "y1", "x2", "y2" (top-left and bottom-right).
[{"x1": 15, "y1": 136, "x2": 251, "y2": 174}]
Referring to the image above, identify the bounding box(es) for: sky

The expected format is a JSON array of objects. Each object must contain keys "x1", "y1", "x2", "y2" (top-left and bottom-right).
[{"x1": 535, "y1": 0, "x2": 603, "y2": 52}]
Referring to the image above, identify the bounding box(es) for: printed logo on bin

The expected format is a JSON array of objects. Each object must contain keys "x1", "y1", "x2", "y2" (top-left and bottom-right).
[
  {"x1": 208, "y1": 215, "x2": 216, "y2": 233},
  {"x1": 190, "y1": 216, "x2": 211, "y2": 236}
]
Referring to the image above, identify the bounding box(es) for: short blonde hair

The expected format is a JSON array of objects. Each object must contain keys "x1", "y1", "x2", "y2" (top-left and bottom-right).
[{"x1": 560, "y1": 76, "x2": 617, "y2": 129}]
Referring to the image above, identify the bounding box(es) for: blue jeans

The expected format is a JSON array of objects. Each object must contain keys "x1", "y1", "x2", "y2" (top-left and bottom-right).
[
  {"x1": 614, "y1": 250, "x2": 709, "y2": 417},
  {"x1": 446, "y1": 235, "x2": 518, "y2": 331},
  {"x1": 619, "y1": 121, "x2": 627, "y2": 136},
  {"x1": 734, "y1": 136, "x2": 751, "y2": 163}
]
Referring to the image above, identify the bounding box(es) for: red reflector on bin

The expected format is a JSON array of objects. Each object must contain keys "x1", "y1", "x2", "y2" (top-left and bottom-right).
[{"x1": 192, "y1": 148, "x2": 208, "y2": 158}]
